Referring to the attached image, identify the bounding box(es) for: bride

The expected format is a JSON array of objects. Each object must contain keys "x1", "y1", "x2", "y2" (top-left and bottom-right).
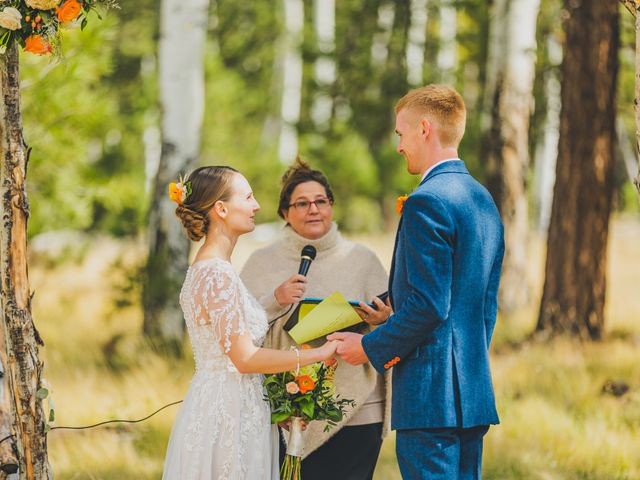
[{"x1": 162, "y1": 166, "x2": 338, "y2": 480}]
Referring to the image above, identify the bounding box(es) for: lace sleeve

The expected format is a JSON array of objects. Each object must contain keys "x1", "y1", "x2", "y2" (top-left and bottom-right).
[{"x1": 192, "y1": 262, "x2": 247, "y2": 353}]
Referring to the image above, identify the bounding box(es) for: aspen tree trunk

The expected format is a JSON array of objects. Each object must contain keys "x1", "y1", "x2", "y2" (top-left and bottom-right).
[
  {"x1": 536, "y1": 0, "x2": 619, "y2": 340},
  {"x1": 619, "y1": 0, "x2": 640, "y2": 193},
  {"x1": 618, "y1": 117, "x2": 640, "y2": 186},
  {"x1": 144, "y1": 0, "x2": 209, "y2": 351},
  {"x1": 481, "y1": 0, "x2": 541, "y2": 312},
  {"x1": 367, "y1": 0, "x2": 410, "y2": 227},
  {"x1": 636, "y1": 6, "x2": 640, "y2": 192},
  {"x1": 437, "y1": 0, "x2": 457, "y2": 84},
  {"x1": 370, "y1": 2, "x2": 395, "y2": 70},
  {"x1": 0, "y1": 44, "x2": 49, "y2": 479},
  {"x1": 278, "y1": 0, "x2": 304, "y2": 163},
  {"x1": 406, "y1": 0, "x2": 428, "y2": 86},
  {"x1": 533, "y1": 35, "x2": 562, "y2": 232},
  {"x1": 311, "y1": 0, "x2": 335, "y2": 130}
]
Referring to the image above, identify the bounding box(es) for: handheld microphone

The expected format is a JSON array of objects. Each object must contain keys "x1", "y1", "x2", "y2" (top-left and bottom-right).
[{"x1": 298, "y1": 245, "x2": 317, "y2": 276}]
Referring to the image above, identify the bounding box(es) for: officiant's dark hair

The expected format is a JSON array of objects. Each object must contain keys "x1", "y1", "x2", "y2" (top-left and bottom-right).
[
  {"x1": 278, "y1": 156, "x2": 334, "y2": 220},
  {"x1": 175, "y1": 165, "x2": 239, "y2": 241}
]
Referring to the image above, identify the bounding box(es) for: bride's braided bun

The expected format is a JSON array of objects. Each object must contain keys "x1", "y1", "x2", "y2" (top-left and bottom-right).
[
  {"x1": 175, "y1": 166, "x2": 239, "y2": 241},
  {"x1": 175, "y1": 205, "x2": 209, "y2": 241}
]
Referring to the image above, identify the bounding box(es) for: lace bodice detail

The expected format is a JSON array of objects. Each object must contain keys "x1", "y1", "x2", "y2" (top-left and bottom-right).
[{"x1": 180, "y1": 258, "x2": 269, "y2": 372}]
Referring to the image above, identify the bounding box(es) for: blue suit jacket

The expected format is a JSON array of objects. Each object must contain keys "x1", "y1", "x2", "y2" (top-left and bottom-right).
[{"x1": 362, "y1": 160, "x2": 504, "y2": 430}]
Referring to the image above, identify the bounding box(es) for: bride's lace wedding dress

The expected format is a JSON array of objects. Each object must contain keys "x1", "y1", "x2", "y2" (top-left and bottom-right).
[{"x1": 162, "y1": 258, "x2": 279, "y2": 480}]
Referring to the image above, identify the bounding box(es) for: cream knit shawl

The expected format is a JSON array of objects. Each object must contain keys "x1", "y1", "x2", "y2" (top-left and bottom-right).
[{"x1": 240, "y1": 223, "x2": 392, "y2": 458}]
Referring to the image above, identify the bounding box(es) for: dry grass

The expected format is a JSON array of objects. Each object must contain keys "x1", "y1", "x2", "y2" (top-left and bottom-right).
[{"x1": 32, "y1": 216, "x2": 640, "y2": 479}]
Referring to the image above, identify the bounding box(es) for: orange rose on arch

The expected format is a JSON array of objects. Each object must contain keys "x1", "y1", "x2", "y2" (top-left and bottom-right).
[
  {"x1": 24, "y1": 35, "x2": 52, "y2": 55},
  {"x1": 296, "y1": 375, "x2": 315, "y2": 394},
  {"x1": 56, "y1": 0, "x2": 83, "y2": 23}
]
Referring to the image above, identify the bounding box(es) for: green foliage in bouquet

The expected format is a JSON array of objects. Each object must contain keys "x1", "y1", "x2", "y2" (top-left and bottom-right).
[{"x1": 263, "y1": 358, "x2": 355, "y2": 433}]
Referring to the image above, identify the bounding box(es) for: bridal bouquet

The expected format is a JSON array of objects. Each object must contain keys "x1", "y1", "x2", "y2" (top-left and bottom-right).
[{"x1": 263, "y1": 355, "x2": 355, "y2": 480}]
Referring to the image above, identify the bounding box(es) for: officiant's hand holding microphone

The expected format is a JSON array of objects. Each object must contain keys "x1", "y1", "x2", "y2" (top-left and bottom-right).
[
  {"x1": 274, "y1": 274, "x2": 308, "y2": 305},
  {"x1": 273, "y1": 245, "x2": 316, "y2": 306}
]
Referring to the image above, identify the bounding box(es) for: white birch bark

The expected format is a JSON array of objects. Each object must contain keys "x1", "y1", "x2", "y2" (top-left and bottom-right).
[
  {"x1": 311, "y1": 0, "x2": 335, "y2": 130},
  {"x1": 144, "y1": 125, "x2": 161, "y2": 194},
  {"x1": 406, "y1": 0, "x2": 428, "y2": 86},
  {"x1": 0, "y1": 44, "x2": 49, "y2": 479},
  {"x1": 481, "y1": 0, "x2": 541, "y2": 312},
  {"x1": 618, "y1": 116, "x2": 640, "y2": 184},
  {"x1": 533, "y1": 35, "x2": 562, "y2": 233},
  {"x1": 437, "y1": 0, "x2": 457, "y2": 84},
  {"x1": 371, "y1": 3, "x2": 395, "y2": 69},
  {"x1": 619, "y1": 0, "x2": 640, "y2": 192},
  {"x1": 144, "y1": 0, "x2": 209, "y2": 346},
  {"x1": 635, "y1": 5, "x2": 640, "y2": 192},
  {"x1": 278, "y1": 0, "x2": 304, "y2": 163}
]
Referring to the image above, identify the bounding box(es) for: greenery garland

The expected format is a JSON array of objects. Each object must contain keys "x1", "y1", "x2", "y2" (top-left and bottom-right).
[{"x1": 0, "y1": 0, "x2": 117, "y2": 55}]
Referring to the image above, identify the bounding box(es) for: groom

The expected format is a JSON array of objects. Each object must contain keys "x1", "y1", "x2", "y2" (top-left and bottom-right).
[{"x1": 328, "y1": 84, "x2": 504, "y2": 479}]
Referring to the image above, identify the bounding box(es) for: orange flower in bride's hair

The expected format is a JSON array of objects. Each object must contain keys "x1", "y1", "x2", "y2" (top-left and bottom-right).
[
  {"x1": 56, "y1": 0, "x2": 83, "y2": 23},
  {"x1": 168, "y1": 176, "x2": 191, "y2": 204},
  {"x1": 24, "y1": 35, "x2": 52, "y2": 55},
  {"x1": 396, "y1": 195, "x2": 409, "y2": 216},
  {"x1": 296, "y1": 375, "x2": 315, "y2": 394},
  {"x1": 168, "y1": 182, "x2": 184, "y2": 204}
]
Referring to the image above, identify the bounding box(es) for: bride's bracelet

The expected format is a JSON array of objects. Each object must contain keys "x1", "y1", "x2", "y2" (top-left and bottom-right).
[{"x1": 291, "y1": 346, "x2": 300, "y2": 376}]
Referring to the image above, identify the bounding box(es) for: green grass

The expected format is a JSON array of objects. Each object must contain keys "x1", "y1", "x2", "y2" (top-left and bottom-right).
[{"x1": 35, "y1": 218, "x2": 640, "y2": 479}]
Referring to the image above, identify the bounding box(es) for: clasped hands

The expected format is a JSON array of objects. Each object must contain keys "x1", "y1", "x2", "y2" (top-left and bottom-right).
[
  {"x1": 327, "y1": 296, "x2": 392, "y2": 366},
  {"x1": 276, "y1": 278, "x2": 392, "y2": 366}
]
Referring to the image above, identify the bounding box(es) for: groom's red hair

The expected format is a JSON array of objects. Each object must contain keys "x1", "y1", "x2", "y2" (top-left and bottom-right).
[{"x1": 395, "y1": 84, "x2": 466, "y2": 148}]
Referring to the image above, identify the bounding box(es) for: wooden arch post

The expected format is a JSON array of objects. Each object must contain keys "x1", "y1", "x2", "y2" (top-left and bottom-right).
[{"x1": 0, "y1": 44, "x2": 50, "y2": 479}]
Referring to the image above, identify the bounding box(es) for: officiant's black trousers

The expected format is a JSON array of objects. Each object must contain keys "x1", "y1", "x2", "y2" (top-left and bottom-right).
[{"x1": 279, "y1": 422, "x2": 383, "y2": 480}]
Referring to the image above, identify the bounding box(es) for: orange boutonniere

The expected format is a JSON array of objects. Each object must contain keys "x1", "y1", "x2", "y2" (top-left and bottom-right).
[{"x1": 396, "y1": 195, "x2": 409, "y2": 216}]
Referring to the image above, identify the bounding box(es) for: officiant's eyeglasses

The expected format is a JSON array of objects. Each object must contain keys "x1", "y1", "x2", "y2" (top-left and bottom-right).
[{"x1": 288, "y1": 197, "x2": 333, "y2": 211}]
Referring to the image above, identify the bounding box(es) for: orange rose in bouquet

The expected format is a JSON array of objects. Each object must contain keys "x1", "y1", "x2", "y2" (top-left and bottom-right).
[{"x1": 263, "y1": 357, "x2": 355, "y2": 479}]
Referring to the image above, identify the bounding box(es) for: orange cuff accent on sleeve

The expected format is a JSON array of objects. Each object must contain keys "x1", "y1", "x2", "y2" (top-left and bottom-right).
[{"x1": 384, "y1": 356, "x2": 401, "y2": 369}]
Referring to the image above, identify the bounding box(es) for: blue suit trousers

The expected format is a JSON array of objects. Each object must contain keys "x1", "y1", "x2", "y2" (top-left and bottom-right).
[{"x1": 396, "y1": 425, "x2": 489, "y2": 480}]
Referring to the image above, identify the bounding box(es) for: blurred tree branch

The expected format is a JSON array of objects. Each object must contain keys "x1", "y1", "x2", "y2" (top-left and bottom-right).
[{"x1": 620, "y1": 0, "x2": 637, "y2": 18}]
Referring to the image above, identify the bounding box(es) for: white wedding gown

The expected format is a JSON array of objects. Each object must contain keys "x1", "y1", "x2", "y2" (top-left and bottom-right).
[{"x1": 162, "y1": 258, "x2": 279, "y2": 480}]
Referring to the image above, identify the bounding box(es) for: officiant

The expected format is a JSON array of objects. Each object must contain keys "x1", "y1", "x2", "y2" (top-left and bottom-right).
[{"x1": 240, "y1": 157, "x2": 391, "y2": 480}]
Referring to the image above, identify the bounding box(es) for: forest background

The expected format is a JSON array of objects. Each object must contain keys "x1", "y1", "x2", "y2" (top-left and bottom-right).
[{"x1": 11, "y1": 0, "x2": 640, "y2": 478}]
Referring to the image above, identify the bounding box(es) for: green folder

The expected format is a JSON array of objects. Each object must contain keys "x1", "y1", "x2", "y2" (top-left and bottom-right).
[{"x1": 285, "y1": 292, "x2": 365, "y2": 344}]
